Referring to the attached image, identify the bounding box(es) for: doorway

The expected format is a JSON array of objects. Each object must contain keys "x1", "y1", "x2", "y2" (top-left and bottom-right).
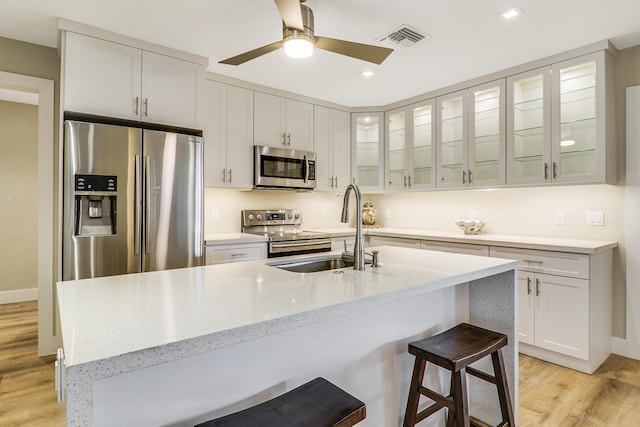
[{"x1": 0, "y1": 71, "x2": 56, "y2": 355}]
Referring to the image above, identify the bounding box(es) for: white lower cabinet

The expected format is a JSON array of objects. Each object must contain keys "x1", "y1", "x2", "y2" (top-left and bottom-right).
[
  {"x1": 491, "y1": 246, "x2": 611, "y2": 373},
  {"x1": 205, "y1": 243, "x2": 266, "y2": 265}
]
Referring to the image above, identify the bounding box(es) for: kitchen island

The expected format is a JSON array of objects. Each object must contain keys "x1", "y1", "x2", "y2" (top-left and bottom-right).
[{"x1": 57, "y1": 246, "x2": 518, "y2": 426}]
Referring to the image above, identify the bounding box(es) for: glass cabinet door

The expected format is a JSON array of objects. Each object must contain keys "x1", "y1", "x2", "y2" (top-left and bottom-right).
[
  {"x1": 387, "y1": 110, "x2": 406, "y2": 189},
  {"x1": 412, "y1": 101, "x2": 435, "y2": 187},
  {"x1": 352, "y1": 113, "x2": 384, "y2": 190},
  {"x1": 507, "y1": 67, "x2": 551, "y2": 185},
  {"x1": 552, "y1": 58, "x2": 599, "y2": 181},
  {"x1": 469, "y1": 80, "x2": 505, "y2": 186},
  {"x1": 437, "y1": 90, "x2": 467, "y2": 188}
]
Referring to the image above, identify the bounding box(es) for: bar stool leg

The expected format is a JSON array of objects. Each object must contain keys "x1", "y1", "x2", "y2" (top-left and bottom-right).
[
  {"x1": 403, "y1": 357, "x2": 426, "y2": 427},
  {"x1": 445, "y1": 373, "x2": 456, "y2": 427},
  {"x1": 491, "y1": 350, "x2": 515, "y2": 426},
  {"x1": 452, "y1": 368, "x2": 470, "y2": 427}
]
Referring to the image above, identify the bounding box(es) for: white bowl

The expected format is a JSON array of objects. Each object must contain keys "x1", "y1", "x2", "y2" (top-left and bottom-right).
[{"x1": 455, "y1": 219, "x2": 487, "y2": 235}]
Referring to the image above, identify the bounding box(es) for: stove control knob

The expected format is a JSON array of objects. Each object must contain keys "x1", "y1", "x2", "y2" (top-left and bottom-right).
[
  {"x1": 287, "y1": 213, "x2": 293, "y2": 220},
  {"x1": 248, "y1": 214, "x2": 255, "y2": 221},
  {"x1": 294, "y1": 213, "x2": 300, "y2": 220},
  {"x1": 256, "y1": 214, "x2": 262, "y2": 221}
]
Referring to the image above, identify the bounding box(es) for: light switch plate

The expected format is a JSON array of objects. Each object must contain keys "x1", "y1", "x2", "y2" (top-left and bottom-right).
[
  {"x1": 555, "y1": 211, "x2": 565, "y2": 225},
  {"x1": 211, "y1": 209, "x2": 220, "y2": 222},
  {"x1": 586, "y1": 211, "x2": 604, "y2": 226}
]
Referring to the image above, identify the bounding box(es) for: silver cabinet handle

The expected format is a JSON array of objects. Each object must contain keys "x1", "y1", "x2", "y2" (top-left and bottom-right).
[
  {"x1": 536, "y1": 278, "x2": 541, "y2": 296},
  {"x1": 526, "y1": 277, "x2": 532, "y2": 295},
  {"x1": 403, "y1": 176, "x2": 408, "y2": 187},
  {"x1": 462, "y1": 170, "x2": 467, "y2": 184},
  {"x1": 335, "y1": 176, "x2": 338, "y2": 188},
  {"x1": 282, "y1": 132, "x2": 287, "y2": 146},
  {"x1": 468, "y1": 170, "x2": 472, "y2": 184},
  {"x1": 228, "y1": 169, "x2": 233, "y2": 183},
  {"x1": 134, "y1": 96, "x2": 139, "y2": 115},
  {"x1": 230, "y1": 253, "x2": 247, "y2": 257},
  {"x1": 553, "y1": 162, "x2": 558, "y2": 180},
  {"x1": 408, "y1": 175, "x2": 412, "y2": 187},
  {"x1": 143, "y1": 98, "x2": 149, "y2": 117},
  {"x1": 222, "y1": 168, "x2": 226, "y2": 183},
  {"x1": 544, "y1": 162, "x2": 549, "y2": 180},
  {"x1": 330, "y1": 177, "x2": 335, "y2": 188},
  {"x1": 287, "y1": 133, "x2": 291, "y2": 146}
]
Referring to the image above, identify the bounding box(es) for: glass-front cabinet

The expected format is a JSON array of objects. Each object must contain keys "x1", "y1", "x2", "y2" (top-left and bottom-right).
[
  {"x1": 352, "y1": 112, "x2": 384, "y2": 191},
  {"x1": 507, "y1": 51, "x2": 615, "y2": 185},
  {"x1": 385, "y1": 100, "x2": 436, "y2": 190},
  {"x1": 436, "y1": 80, "x2": 505, "y2": 188}
]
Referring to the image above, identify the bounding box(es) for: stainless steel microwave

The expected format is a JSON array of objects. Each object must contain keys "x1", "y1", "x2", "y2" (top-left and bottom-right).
[{"x1": 254, "y1": 145, "x2": 317, "y2": 190}]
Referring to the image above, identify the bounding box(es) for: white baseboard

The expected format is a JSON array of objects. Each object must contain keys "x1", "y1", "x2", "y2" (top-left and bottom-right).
[
  {"x1": 0, "y1": 288, "x2": 38, "y2": 304},
  {"x1": 612, "y1": 336, "x2": 628, "y2": 357}
]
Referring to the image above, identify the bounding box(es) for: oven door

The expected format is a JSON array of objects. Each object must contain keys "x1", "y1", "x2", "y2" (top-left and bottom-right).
[
  {"x1": 254, "y1": 145, "x2": 316, "y2": 189},
  {"x1": 268, "y1": 238, "x2": 332, "y2": 258}
]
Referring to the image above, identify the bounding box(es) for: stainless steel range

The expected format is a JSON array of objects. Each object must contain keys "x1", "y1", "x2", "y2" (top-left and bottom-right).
[{"x1": 241, "y1": 209, "x2": 331, "y2": 258}]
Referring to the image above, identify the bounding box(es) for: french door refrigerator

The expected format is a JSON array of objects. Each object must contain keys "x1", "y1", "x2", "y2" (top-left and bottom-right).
[{"x1": 62, "y1": 119, "x2": 203, "y2": 281}]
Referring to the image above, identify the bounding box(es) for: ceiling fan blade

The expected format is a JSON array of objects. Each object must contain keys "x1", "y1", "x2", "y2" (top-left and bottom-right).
[
  {"x1": 219, "y1": 41, "x2": 284, "y2": 66},
  {"x1": 274, "y1": 0, "x2": 304, "y2": 30},
  {"x1": 314, "y1": 36, "x2": 393, "y2": 64}
]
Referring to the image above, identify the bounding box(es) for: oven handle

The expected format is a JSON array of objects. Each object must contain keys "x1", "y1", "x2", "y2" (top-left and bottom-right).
[{"x1": 270, "y1": 239, "x2": 332, "y2": 249}]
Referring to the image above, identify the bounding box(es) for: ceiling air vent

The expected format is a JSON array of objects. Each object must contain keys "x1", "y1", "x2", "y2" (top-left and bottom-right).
[{"x1": 377, "y1": 25, "x2": 429, "y2": 49}]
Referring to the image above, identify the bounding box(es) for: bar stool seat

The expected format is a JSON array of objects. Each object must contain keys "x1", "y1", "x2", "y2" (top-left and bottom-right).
[
  {"x1": 196, "y1": 377, "x2": 366, "y2": 427},
  {"x1": 403, "y1": 323, "x2": 514, "y2": 427}
]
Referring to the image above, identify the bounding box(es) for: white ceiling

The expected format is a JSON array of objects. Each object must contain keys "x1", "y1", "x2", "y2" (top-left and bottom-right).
[{"x1": 2, "y1": 0, "x2": 640, "y2": 107}]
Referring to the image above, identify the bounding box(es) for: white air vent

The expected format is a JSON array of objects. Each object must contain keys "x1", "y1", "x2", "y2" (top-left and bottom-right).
[{"x1": 378, "y1": 25, "x2": 429, "y2": 49}]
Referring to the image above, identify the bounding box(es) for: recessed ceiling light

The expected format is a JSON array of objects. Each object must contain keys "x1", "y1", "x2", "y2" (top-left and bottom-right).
[
  {"x1": 360, "y1": 70, "x2": 375, "y2": 77},
  {"x1": 501, "y1": 6, "x2": 524, "y2": 19}
]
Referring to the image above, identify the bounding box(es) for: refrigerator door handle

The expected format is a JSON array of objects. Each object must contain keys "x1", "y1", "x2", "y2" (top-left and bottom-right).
[
  {"x1": 145, "y1": 156, "x2": 151, "y2": 254},
  {"x1": 134, "y1": 155, "x2": 142, "y2": 255}
]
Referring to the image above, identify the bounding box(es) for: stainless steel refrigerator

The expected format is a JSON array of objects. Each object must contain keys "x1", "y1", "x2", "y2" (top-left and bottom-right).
[{"x1": 62, "y1": 120, "x2": 203, "y2": 281}]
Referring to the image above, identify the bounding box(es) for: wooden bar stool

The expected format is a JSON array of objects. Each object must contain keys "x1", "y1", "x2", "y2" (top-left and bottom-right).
[
  {"x1": 196, "y1": 377, "x2": 366, "y2": 427},
  {"x1": 403, "y1": 323, "x2": 515, "y2": 427}
]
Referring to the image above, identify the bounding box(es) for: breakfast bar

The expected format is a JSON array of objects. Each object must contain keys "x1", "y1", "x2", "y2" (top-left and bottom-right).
[{"x1": 57, "y1": 246, "x2": 518, "y2": 426}]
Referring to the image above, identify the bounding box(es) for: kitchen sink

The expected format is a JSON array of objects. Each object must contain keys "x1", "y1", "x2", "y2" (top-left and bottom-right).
[{"x1": 267, "y1": 255, "x2": 365, "y2": 273}]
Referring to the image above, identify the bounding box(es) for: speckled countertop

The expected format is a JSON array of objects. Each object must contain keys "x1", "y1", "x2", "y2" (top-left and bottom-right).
[{"x1": 57, "y1": 247, "x2": 516, "y2": 370}]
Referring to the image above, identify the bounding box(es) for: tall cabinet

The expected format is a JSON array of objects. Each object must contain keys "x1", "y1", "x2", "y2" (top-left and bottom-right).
[
  {"x1": 201, "y1": 80, "x2": 254, "y2": 189},
  {"x1": 314, "y1": 106, "x2": 350, "y2": 191},
  {"x1": 436, "y1": 80, "x2": 506, "y2": 189},
  {"x1": 507, "y1": 51, "x2": 616, "y2": 185},
  {"x1": 385, "y1": 100, "x2": 436, "y2": 190}
]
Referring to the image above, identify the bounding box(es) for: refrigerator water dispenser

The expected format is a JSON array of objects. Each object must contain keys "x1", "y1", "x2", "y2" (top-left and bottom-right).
[{"x1": 73, "y1": 174, "x2": 117, "y2": 236}]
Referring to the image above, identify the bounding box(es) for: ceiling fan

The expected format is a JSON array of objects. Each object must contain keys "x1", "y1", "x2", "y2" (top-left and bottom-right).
[{"x1": 219, "y1": 0, "x2": 393, "y2": 65}]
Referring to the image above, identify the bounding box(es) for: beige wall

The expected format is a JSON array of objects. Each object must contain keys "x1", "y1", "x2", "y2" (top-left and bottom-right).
[{"x1": 0, "y1": 101, "x2": 38, "y2": 292}]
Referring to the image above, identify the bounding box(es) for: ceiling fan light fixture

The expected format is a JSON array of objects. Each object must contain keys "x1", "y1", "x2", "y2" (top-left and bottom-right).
[{"x1": 284, "y1": 33, "x2": 314, "y2": 59}]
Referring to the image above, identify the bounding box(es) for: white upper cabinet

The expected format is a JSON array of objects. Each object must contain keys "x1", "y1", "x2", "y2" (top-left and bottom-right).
[
  {"x1": 254, "y1": 92, "x2": 314, "y2": 151},
  {"x1": 63, "y1": 31, "x2": 204, "y2": 128},
  {"x1": 314, "y1": 106, "x2": 350, "y2": 191},
  {"x1": 436, "y1": 80, "x2": 506, "y2": 189},
  {"x1": 386, "y1": 100, "x2": 436, "y2": 190},
  {"x1": 352, "y1": 112, "x2": 385, "y2": 192},
  {"x1": 507, "y1": 51, "x2": 615, "y2": 185},
  {"x1": 202, "y1": 80, "x2": 254, "y2": 189}
]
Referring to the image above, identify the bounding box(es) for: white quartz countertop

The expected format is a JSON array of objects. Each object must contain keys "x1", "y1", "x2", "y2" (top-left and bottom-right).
[
  {"x1": 57, "y1": 247, "x2": 516, "y2": 370},
  {"x1": 306, "y1": 227, "x2": 617, "y2": 254},
  {"x1": 204, "y1": 232, "x2": 268, "y2": 245}
]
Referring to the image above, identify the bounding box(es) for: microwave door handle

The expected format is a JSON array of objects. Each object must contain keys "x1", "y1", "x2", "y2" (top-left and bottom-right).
[{"x1": 303, "y1": 155, "x2": 309, "y2": 183}]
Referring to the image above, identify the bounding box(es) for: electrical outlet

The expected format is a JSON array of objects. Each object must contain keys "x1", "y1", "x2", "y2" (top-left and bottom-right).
[
  {"x1": 211, "y1": 209, "x2": 219, "y2": 222},
  {"x1": 320, "y1": 208, "x2": 327, "y2": 219},
  {"x1": 554, "y1": 211, "x2": 565, "y2": 225},
  {"x1": 468, "y1": 210, "x2": 477, "y2": 220},
  {"x1": 586, "y1": 211, "x2": 604, "y2": 226},
  {"x1": 385, "y1": 209, "x2": 391, "y2": 219}
]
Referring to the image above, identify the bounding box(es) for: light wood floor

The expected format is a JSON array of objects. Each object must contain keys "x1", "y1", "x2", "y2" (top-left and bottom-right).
[{"x1": 3, "y1": 301, "x2": 640, "y2": 426}]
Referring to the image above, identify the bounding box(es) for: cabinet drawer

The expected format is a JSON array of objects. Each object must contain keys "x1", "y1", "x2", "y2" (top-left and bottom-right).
[
  {"x1": 421, "y1": 240, "x2": 489, "y2": 256},
  {"x1": 205, "y1": 243, "x2": 266, "y2": 265},
  {"x1": 368, "y1": 236, "x2": 422, "y2": 249},
  {"x1": 490, "y1": 247, "x2": 589, "y2": 279}
]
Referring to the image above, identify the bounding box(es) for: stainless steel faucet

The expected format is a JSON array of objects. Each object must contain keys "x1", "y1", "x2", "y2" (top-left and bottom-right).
[{"x1": 341, "y1": 183, "x2": 365, "y2": 270}]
